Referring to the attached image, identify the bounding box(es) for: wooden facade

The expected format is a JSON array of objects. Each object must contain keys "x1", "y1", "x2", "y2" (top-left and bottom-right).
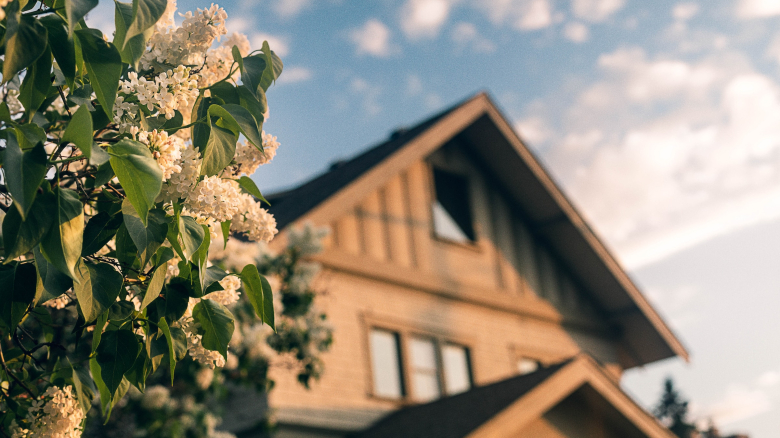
[{"x1": 262, "y1": 93, "x2": 686, "y2": 438}]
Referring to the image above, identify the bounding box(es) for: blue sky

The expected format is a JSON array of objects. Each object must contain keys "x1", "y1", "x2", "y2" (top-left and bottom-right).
[{"x1": 88, "y1": 0, "x2": 780, "y2": 435}]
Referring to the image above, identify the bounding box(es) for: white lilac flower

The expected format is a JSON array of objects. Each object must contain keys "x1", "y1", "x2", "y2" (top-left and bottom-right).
[
  {"x1": 226, "y1": 131, "x2": 279, "y2": 177},
  {"x1": 203, "y1": 275, "x2": 241, "y2": 307},
  {"x1": 140, "y1": 385, "x2": 171, "y2": 410},
  {"x1": 141, "y1": 3, "x2": 228, "y2": 72},
  {"x1": 138, "y1": 129, "x2": 186, "y2": 181},
  {"x1": 158, "y1": 145, "x2": 202, "y2": 203},
  {"x1": 230, "y1": 193, "x2": 278, "y2": 243},
  {"x1": 195, "y1": 367, "x2": 215, "y2": 390},
  {"x1": 10, "y1": 385, "x2": 85, "y2": 438},
  {"x1": 175, "y1": 298, "x2": 227, "y2": 369},
  {"x1": 287, "y1": 223, "x2": 330, "y2": 256},
  {"x1": 185, "y1": 176, "x2": 242, "y2": 223},
  {"x1": 42, "y1": 294, "x2": 72, "y2": 310}
]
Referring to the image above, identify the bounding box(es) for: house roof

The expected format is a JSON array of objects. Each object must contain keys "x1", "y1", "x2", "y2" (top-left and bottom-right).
[
  {"x1": 352, "y1": 356, "x2": 676, "y2": 438},
  {"x1": 267, "y1": 92, "x2": 688, "y2": 368}
]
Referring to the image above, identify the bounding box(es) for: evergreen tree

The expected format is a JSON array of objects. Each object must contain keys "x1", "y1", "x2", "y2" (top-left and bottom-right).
[{"x1": 654, "y1": 377, "x2": 698, "y2": 438}]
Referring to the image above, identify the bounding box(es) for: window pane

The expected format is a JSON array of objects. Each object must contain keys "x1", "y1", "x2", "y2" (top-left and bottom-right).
[
  {"x1": 370, "y1": 330, "x2": 403, "y2": 398},
  {"x1": 517, "y1": 358, "x2": 539, "y2": 375},
  {"x1": 442, "y1": 345, "x2": 471, "y2": 395},
  {"x1": 409, "y1": 337, "x2": 440, "y2": 402},
  {"x1": 432, "y1": 168, "x2": 475, "y2": 243}
]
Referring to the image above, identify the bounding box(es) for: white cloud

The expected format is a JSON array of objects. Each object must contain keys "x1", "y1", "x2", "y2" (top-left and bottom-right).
[
  {"x1": 273, "y1": 0, "x2": 312, "y2": 17},
  {"x1": 350, "y1": 19, "x2": 396, "y2": 57},
  {"x1": 277, "y1": 67, "x2": 313, "y2": 85},
  {"x1": 696, "y1": 384, "x2": 771, "y2": 426},
  {"x1": 757, "y1": 370, "x2": 780, "y2": 387},
  {"x1": 451, "y1": 22, "x2": 497, "y2": 53},
  {"x1": 572, "y1": 0, "x2": 625, "y2": 22},
  {"x1": 672, "y1": 3, "x2": 700, "y2": 21},
  {"x1": 401, "y1": 0, "x2": 452, "y2": 39},
  {"x1": 737, "y1": 0, "x2": 780, "y2": 18},
  {"x1": 563, "y1": 22, "x2": 590, "y2": 43},
  {"x1": 515, "y1": 116, "x2": 554, "y2": 145},
  {"x1": 530, "y1": 45, "x2": 780, "y2": 268},
  {"x1": 406, "y1": 74, "x2": 424, "y2": 96},
  {"x1": 251, "y1": 33, "x2": 290, "y2": 57},
  {"x1": 351, "y1": 78, "x2": 382, "y2": 115},
  {"x1": 476, "y1": 0, "x2": 554, "y2": 31}
]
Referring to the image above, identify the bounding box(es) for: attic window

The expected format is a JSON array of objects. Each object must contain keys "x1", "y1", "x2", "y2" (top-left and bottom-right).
[{"x1": 432, "y1": 168, "x2": 476, "y2": 243}]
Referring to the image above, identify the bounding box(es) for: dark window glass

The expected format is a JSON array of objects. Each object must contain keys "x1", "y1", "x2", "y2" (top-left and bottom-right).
[{"x1": 432, "y1": 168, "x2": 476, "y2": 243}]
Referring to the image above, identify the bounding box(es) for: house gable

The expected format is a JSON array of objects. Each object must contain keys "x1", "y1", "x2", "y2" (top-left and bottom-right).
[{"x1": 268, "y1": 92, "x2": 686, "y2": 370}]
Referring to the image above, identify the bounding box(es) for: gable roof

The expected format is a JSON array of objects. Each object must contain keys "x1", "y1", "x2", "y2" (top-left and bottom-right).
[
  {"x1": 352, "y1": 356, "x2": 675, "y2": 438},
  {"x1": 268, "y1": 92, "x2": 688, "y2": 367}
]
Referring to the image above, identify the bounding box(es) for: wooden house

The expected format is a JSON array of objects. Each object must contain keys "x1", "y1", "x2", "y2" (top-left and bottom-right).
[{"x1": 261, "y1": 92, "x2": 688, "y2": 438}]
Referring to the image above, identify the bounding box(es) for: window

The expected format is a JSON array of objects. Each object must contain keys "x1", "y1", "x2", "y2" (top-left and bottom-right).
[
  {"x1": 368, "y1": 327, "x2": 473, "y2": 402},
  {"x1": 442, "y1": 344, "x2": 471, "y2": 395},
  {"x1": 516, "y1": 357, "x2": 540, "y2": 375},
  {"x1": 409, "y1": 337, "x2": 440, "y2": 402},
  {"x1": 432, "y1": 168, "x2": 476, "y2": 243},
  {"x1": 369, "y1": 329, "x2": 404, "y2": 399}
]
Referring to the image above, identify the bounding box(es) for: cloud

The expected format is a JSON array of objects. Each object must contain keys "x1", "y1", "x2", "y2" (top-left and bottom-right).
[
  {"x1": 406, "y1": 74, "x2": 424, "y2": 96},
  {"x1": 672, "y1": 3, "x2": 700, "y2": 21},
  {"x1": 737, "y1": 0, "x2": 780, "y2": 18},
  {"x1": 273, "y1": 0, "x2": 312, "y2": 17},
  {"x1": 351, "y1": 78, "x2": 382, "y2": 115},
  {"x1": 696, "y1": 384, "x2": 771, "y2": 426},
  {"x1": 476, "y1": 0, "x2": 554, "y2": 31},
  {"x1": 529, "y1": 45, "x2": 780, "y2": 268},
  {"x1": 644, "y1": 285, "x2": 702, "y2": 329},
  {"x1": 571, "y1": 0, "x2": 625, "y2": 22},
  {"x1": 451, "y1": 22, "x2": 497, "y2": 53},
  {"x1": 251, "y1": 33, "x2": 290, "y2": 57},
  {"x1": 400, "y1": 0, "x2": 452, "y2": 39},
  {"x1": 350, "y1": 19, "x2": 396, "y2": 57},
  {"x1": 757, "y1": 370, "x2": 780, "y2": 387},
  {"x1": 563, "y1": 22, "x2": 590, "y2": 43},
  {"x1": 277, "y1": 67, "x2": 313, "y2": 85},
  {"x1": 515, "y1": 116, "x2": 554, "y2": 145}
]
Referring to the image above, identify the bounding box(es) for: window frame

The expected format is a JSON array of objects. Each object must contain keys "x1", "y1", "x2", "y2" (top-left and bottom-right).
[
  {"x1": 364, "y1": 317, "x2": 475, "y2": 403},
  {"x1": 427, "y1": 164, "x2": 480, "y2": 250}
]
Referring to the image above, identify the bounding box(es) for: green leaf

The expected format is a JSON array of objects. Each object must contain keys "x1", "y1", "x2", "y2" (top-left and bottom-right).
[
  {"x1": 259, "y1": 40, "x2": 284, "y2": 92},
  {"x1": 158, "y1": 317, "x2": 176, "y2": 384},
  {"x1": 108, "y1": 300, "x2": 136, "y2": 321},
  {"x1": 141, "y1": 263, "x2": 166, "y2": 311},
  {"x1": 92, "y1": 310, "x2": 109, "y2": 353},
  {"x1": 3, "y1": 13, "x2": 48, "y2": 83},
  {"x1": 192, "y1": 299, "x2": 235, "y2": 360},
  {"x1": 89, "y1": 357, "x2": 112, "y2": 417},
  {"x1": 40, "y1": 14, "x2": 75, "y2": 88},
  {"x1": 114, "y1": 224, "x2": 138, "y2": 269},
  {"x1": 191, "y1": 95, "x2": 211, "y2": 150},
  {"x1": 238, "y1": 84, "x2": 267, "y2": 118},
  {"x1": 221, "y1": 220, "x2": 230, "y2": 248},
  {"x1": 203, "y1": 266, "x2": 227, "y2": 294},
  {"x1": 90, "y1": 144, "x2": 111, "y2": 166},
  {"x1": 149, "y1": 278, "x2": 190, "y2": 322},
  {"x1": 96, "y1": 329, "x2": 140, "y2": 395},
  {"x1": 75, "y1": 29, "x2": 122, "y2": 120},
  {"x1": 93, "y1": 161, "x2": 115, "y2": 187},
  {"x1": 240, "y1": 264, "x2": 275, "y2": 330},
  {"x1": 81, "y1": 211, "x2": 123, "y2": 256},
  {"x1": 200, "y1": 112, "x2": 237, "y2": 176},
  {"x1": 124, "y1": 0, "x2": 167, "y2": 49},
  {"x1": 108, "y1": 139, "x2": 163, "y2": 226},
  {"x1": 65, "y1": 0, "x2": 99, "y2": 35},
  {"x1": 236, "y1": 54, "x2": 266, "y2": 100},
  {"x1": 179, "y1": 215, "x2": 205, "y2": 262},
  {"x1": 70, "y1": 363, "x2": 95, "y2": 415},
  {"x1": 3, "y1": 192, "x2": 56, "y2": 261},
  {"x1": 19, "y1": 47, "x2": 52, "y2": 118},
  {"x1": 73, "y1": 261, "x2": 124, "y2": 323},
  {"x1": 4, "y1": 134, "x2": 48, "y2": 219},
  {"x1": 0, "y1": 263, "x2": 37, "y2": 331},
  {"x1": 62, "y1": 105, "x2": 93, "y2": 158},
  {"x1": 210, "y1": 103, "x2": 263, "y2": 149},
  {"x1": 33, "y1": 246, "x2": 73, "y2": 305},
  {"x1": 237, "y1": 176, "x2": 270, "y2": 205},
  {"x1": 124, "y1": 345, "x2": 151, "y2": 391},
  {"x1": 113, "y1": 0, "x2": 155, "y2": 70},
  {"x1": 122, "y1": 199, "x2": 168, "y2": 267},
  {"x1": 39, "y1": 188, "x2": 84, "y2": 280}
]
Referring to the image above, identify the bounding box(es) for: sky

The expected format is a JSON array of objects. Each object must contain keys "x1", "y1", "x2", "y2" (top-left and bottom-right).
[{"x1": 86, "y1": 0, "x2": 780, "y2": 435}]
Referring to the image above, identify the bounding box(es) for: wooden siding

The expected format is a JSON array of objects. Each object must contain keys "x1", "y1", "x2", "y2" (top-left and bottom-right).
[{"x1": 270, "y1": 140, "x2": 621, "y2": 413}]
